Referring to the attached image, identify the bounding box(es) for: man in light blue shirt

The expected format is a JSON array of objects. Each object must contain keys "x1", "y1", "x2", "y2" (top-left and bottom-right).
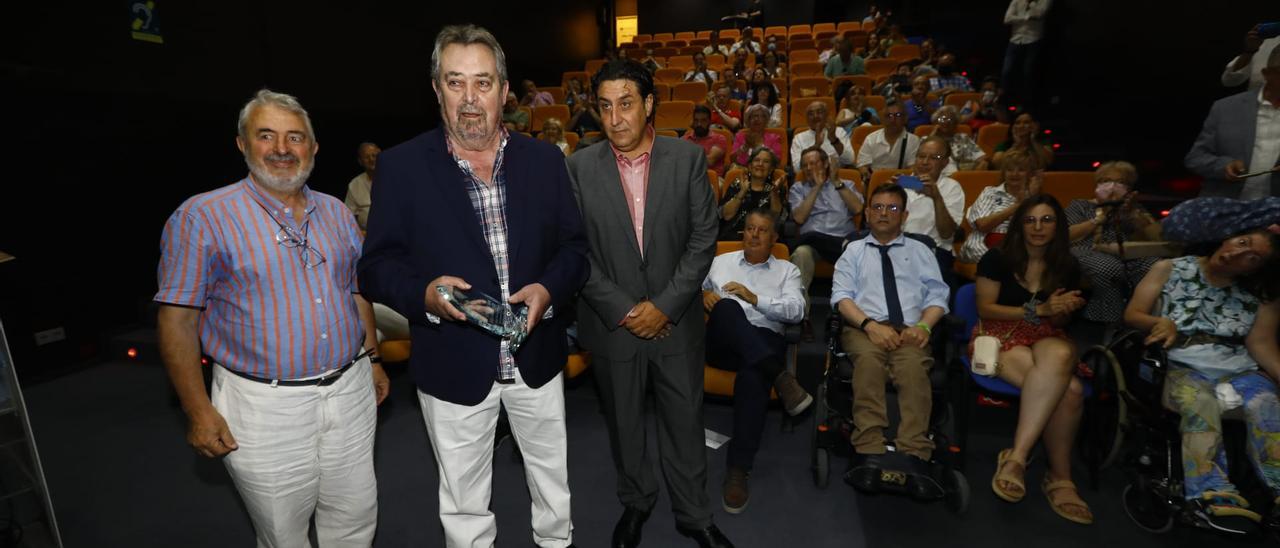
[
  {"x1": 702, "y1": 209, "x2": 808, "y2": 514},
  {"x1": 831, "y1": 183, "x2": 949, "y2": 498},
  {"x1": 789, "y1": 146, "x2": 863, "y2": 339}
]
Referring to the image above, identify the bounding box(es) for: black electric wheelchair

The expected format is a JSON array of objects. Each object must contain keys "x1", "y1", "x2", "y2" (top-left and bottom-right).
[
  {"x1": 1081, "y1": 329, "x2": 1280, "y2": 540},
  {"x1": 807, "y1": 234, "x2": 970, "y2": 514}
]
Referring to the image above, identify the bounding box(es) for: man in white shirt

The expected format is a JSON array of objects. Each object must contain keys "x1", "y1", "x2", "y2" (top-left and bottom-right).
[
  {"x1": 729, "y1": 27, "x2": 762, "y2": 56},
  {"x1": 704, "y1": 29, "x2": 731, "y2": 58},
  {"x1": 702, "y1": 209, "x2": 808, "y2": 514},
  {"x1": 789, "y1": 147, "x2": 863, "y2": 339},
  {"x1": 1223, "y1": 24, "x2": 1280, "y2": 90},
  {"x1": 684, "y1": 52, "x2": 719, "y2": 88},
  {"x1": 790, "y1": 101, "x2": 854, "y2": 172},
  {"x1": 899, "y1": 137, "x2": 965, "y2": 270},
  {"x1": 856, "y1": 102, "x2": 921, "y2": 182},
  {"x1": 344, "y1": 142, "x2": 380, "y2": 231},
  {"x1": 1001, "y1": 0, "x2": 1052, "y2": 108}
]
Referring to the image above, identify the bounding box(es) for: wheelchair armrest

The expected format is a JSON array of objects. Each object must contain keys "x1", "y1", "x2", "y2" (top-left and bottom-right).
[{"x1": 783, "y1": 322, "x2": 802, "y2": 345}]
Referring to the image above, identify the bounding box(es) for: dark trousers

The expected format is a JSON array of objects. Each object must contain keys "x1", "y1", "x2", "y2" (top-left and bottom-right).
[
  {"x1": 595, "y1": 345, "x2": 711, "y2": 529},
  {"x1": 705, "y1": 299, "x2": 787, "y2": 470},
  {"x1": 1001, "y1": 41, "x2": 1042, "y2": 111}
]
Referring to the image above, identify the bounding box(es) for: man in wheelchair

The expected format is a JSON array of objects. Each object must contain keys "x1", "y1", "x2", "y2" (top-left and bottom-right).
[
  {"x1": 1124, "y1": 227, "x2": 1280, "y2": 534},
  {"x1": 830, "y1": 183, "x2": 950, "y2": 499}
]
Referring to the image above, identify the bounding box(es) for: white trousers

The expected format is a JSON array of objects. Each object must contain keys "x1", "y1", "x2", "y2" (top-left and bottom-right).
[
  {"x1": 418, "y1": 369, "x2": 573, "y2": 548},
  {"x1": 212, "y1": 359, "x2": 378, "y2": 548}
]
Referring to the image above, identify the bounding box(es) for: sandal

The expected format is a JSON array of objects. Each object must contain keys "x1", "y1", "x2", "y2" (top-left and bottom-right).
[
  {"x1": 991, "y1": 448, "x2": 1026, "y2": 503},
  {"x1": 1042, "y1": 477, "x2": 1094, "y2": 525}
]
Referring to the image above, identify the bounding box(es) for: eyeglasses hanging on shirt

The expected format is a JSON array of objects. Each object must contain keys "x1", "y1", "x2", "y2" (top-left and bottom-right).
[{"x1": 255, "y1": 202, "x2": 327, "y2": 269}]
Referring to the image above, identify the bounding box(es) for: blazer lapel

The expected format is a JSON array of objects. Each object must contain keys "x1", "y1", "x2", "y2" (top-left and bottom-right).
[
  {"x1": 641, "y1": 137, "x2": 670, "y2": 259},
  {"x1": 594, "y1": 142, "x2": 644, "y2": 260},
  {"x1": 425, "y1": 132, "x2": 487, "y2": 250}
]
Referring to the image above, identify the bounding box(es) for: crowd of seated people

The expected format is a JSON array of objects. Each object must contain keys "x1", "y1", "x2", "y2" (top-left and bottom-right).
[{"x1": 463, "y1": 14, "x2": 1280, "y2": 533}]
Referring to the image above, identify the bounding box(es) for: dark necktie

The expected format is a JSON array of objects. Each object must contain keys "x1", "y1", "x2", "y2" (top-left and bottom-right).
[{"x1": 872, "y1": 243, "x2": 904, "y2": 327}]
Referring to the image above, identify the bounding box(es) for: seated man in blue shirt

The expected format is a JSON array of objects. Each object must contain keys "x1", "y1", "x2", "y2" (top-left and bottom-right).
[
  {"x1": 789, "y1": 146, "x2": 864, "y2": 339},
  {"x1": 831, "y1": 183, "x2": 950, "y2": 499},
  {"x1": 703, "y1": 208, "x2": 809, "y2": 514}
]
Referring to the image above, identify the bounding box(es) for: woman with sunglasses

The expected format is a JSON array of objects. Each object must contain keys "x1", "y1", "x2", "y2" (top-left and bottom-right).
[
  {"x1": 974, "y1": 194, "x2": 1093, "y2": 525},
  {"x1": 1124, "y1": 227, "x2": 1280, "y2": 532}
]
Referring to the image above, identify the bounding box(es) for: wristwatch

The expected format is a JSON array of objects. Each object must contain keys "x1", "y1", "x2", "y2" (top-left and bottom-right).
[
  {"x1": 833, "y1": 182, "x2": 846, "y2": 190},
  {"x1": 858, "y1": 317, "x2": 874, "y2": 330},
  {"x1": 1023, "y1": 299, "x2": 1042, "y2": 325}
]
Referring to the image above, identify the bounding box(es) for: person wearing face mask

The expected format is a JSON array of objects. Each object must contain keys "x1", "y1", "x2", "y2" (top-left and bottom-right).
[
  {"x1": 1062, "y1": 161, "x2": 1164, "y2": 323},
  {"x1": 959, "y1": 149, "x2": 1040, "y2": 264},
  {"x1": 928, "y1": 53, "x2": 973, "y2": 95},
  {"x1": 960, "y1": 77, "x2": 1002, "y2": 129}
]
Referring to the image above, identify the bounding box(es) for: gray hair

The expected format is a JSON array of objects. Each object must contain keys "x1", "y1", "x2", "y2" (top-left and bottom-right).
[
  {"x1": 237, "y1": 89, "x2": 316, "y2": 143},
  {"x1": 430, "y1": 24, "x2": 508, "y2": 85},
  {"x1": 931, "y1": 105, "x2": 960, "y2": 124}
]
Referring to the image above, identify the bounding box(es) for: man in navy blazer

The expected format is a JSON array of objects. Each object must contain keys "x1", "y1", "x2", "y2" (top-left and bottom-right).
[
  {"x1": 358, "y1": 25, "x2": 587, "y2": 548},
  {"x1": 1186, "y1": 47, "x2": 1280, "y2": 199}
]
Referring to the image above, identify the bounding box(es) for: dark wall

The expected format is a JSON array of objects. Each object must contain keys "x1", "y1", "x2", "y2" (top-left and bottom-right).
[{"x1": 1, "y1": 1, "x2": 603, "y2": 373}]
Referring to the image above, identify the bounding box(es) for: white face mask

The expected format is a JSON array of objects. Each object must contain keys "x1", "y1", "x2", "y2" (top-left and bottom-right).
[{"x1": 1095, "y1": 181, "x2": 1126, "y2": 201}]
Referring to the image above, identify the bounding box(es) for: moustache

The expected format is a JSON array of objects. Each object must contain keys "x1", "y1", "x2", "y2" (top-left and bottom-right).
[{"x1": 265, "y1": 152, "x2": 298, "y2": 164}]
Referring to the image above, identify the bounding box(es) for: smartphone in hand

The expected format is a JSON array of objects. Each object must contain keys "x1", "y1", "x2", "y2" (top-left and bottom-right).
[{"x1": 896, "y1": 175, "x2": 924, "y2": 190}]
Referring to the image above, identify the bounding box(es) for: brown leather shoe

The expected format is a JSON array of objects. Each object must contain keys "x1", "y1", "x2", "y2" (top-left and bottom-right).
[
  {"x1": 722, "y1": 466, "x2": 750, "y2": 514},
  {"x1": 773, "y1": 371, "x2": 813, "y2": 416}
]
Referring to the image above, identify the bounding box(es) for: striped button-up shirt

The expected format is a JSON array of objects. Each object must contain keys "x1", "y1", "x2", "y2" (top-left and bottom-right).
[
  {"x1": 447, "y1": 131, "x2": 516, "y2": 381},
  {"x1": 155, "y1": 178, "x2": 365, "y2": 379}
]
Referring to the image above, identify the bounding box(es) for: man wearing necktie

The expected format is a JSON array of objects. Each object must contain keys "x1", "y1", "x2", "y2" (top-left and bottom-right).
[{"x1": 829, "y1": 183, "x2": 950, "y2": 497}]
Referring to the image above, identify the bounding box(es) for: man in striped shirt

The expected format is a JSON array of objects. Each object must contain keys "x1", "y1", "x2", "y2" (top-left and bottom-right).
[{"x1": 155, "y1": 89, "x2": 389, "y2": 547}]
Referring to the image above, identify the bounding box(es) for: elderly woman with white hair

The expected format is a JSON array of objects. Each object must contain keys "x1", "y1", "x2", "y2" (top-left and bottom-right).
[
  {"x1": 730, "y1": 103, "x2": 785, "y2": 170},
  {"x1": 929, "y1": 104, "x2": 988, "y2": 175}
]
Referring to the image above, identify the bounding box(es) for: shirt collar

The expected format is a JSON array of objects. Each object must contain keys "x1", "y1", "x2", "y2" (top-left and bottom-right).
[
  {"x1": 445, "y1": 127, "x2": 511, "y2": 173},
  {"x1": 867, "y1": 232, "x2": 907, "y2": 247},
  {"x1": 610, "y1": 126, "x2": 656, "y2": 164},
  {"x1": 241, "y1": 177, "x2": 316, "y2": 218},
  {"x1": 737, "y1": 250, "x2": 775, "y2": 268}
]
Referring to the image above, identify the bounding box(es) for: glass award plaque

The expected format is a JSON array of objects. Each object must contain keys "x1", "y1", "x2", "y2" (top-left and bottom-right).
[{"x1": 436, "y1": 285, "x2": 529, "y2": 352}]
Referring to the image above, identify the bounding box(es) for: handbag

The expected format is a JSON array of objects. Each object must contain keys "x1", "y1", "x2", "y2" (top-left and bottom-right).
[{"x1": 970, "y1": 320, "x2": 1017, "y2": 377}]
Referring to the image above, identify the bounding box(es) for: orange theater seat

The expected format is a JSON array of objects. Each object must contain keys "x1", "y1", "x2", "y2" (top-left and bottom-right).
[{"x1": 704, "y1": 241, "x2": 792, "y2": 399}]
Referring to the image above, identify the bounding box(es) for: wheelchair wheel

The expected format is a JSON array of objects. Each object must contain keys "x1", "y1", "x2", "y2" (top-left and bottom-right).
[
  {"x1": 944, "y1": 469, "x2": 970, "y2": 515},
  {"x1": 1121, "y1": 482, "x2": 1175, "y2": 533},
  {"x1": 1081, "y1": 344, "x2": 1127, "y2": 471},
  {"x1": 811, "y1": 381, "x2": 830, "y2": 488}
]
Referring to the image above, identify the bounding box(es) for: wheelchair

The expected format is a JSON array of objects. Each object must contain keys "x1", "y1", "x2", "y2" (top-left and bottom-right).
[
  {"x1": 809, "y1": 311, "x2": 971, "y2": 514},
  {"x1": 1082, "y1": 329, "x2": 1280, "y2": 540}
]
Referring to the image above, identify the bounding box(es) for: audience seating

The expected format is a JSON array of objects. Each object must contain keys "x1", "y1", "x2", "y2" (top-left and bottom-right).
[
  {"x1": 672, "y1": 81, "x2": 710, "y2": 102},
  {"x1": 868, "y1": 168, "x2": 912, "y2": 193},
  {"x1": 836, "y1": 22, "x2": 861, "y2": 34},
  {"x1": 764, "y1": 127, "x2": 790, "y2": 166},
  {"x1": 696, "y1": 30, "x2": 713, "y2": 39},
  {"x1": 679, "y1": 46, "x2": 703, "y2": 56},
  {"x1": 850, "y1": 124, "x2": 882, "y2": 153},
  {"x1": 654, "y1": 82, "x2": 671, "y2": 102},
  {"x1": 641, "y1": 41, "x2": 663, "y2": 50},
  {"x1": 563, "y1": 132, "x2": 579, "y2": 152},
  {"x1": 789, "y1": 32, "x2": 813, "y2": 43},
  {"x1": 862, "y1": 94, "x2": 887, "y2": 114},
  {"x1": 976, "y1": 123, "x2": 1009, "y2": 156},
  {"x1": 1041, "y1": 172, "x2": 1097, "y2": 204},
  {"x1": 530, "y1": 105, "x2": 569, "y2": 134},
  {"x1": 865, "y1": 58, "x2": 899, "y2": 78},
  {"x1": 789, "y1": 39, "x2": 816, "y2": 52},
  {"x1": 814, "y1": 30, "x2": 838, "y2": 44},
  {"x1": 887, "y1": 44, "x2": 921, "y2": 60},
  {"x1": 707, "y1": 53, "x2": 727, "y2": 68},
  {"x1": 950, "y1": 170, "x2": 1002, "y2": 213},
  {"x1": 583, "y1": 59, "x2": 606, "y2": 76},
  {"x1": 913, "y1": 124, "x2": 972, "y2": 137},
  {"x1": 690, "y1": 38, "x2": 711, "y2": 47},
  {"x1": 765, "y1": 26, "x2": 788, "y2": 39},
  {"x1": 943, "y1": 92, "x2": 982, "y2": 108},
  {"x1": 619, "y1": 42, "x2": 639, "y2": 50},
  {"x1": 655, "y1": 101, "x2": 695, "y2": 131},
  {"x1": 789, "y1": 24, "x2": 812, "y2": 36},
  {"x1": 721, "y1": 29, "x2": 741, "y2": 40},
  {"x1": 654, "y1": 47, "x2": 679, "y2": 57},
  {"x1": 667, "y1": 55, "x2": 694, "y2": 70},
  {"x1": 789, "y1": 49, "x2": 820, "y2": 63},
  {"x1": 711, "y1": 127, "x2": 733, "y2": 146},
  {"x1": 862, "y1": 20, "x2": 877, "y2": 31},
  {"x1": 653, "y1": 33, "x2": 674, "y2": 42},
  {"x1": 790, "y1": 77, "x2": 831, "y2": 99},
  {"x1": 812, "y1": 22, "x2": 836, "y2": 34},
  {"x1": 707, "y1": 169, "x2": 722, "y2": 199},
  {"x1": 789, "y1": 61, "x2": 825, "y2": 78},
  {"x1": 666, "y1": 40, "x2": 688, "y2": 49},
  {"x1": 632, "y1": 34, "x2": 651, "y2": 44},
  {"x1": 654, "y1": 67, "x2": 684, "y2": 83},
  {"x1": 832, "y1": 75, "x2": 874, "y2": 95},
  {"x1": 675, "y1": 31, "x2": 696, "y2": 41},
  {"x1": 845, "y1": 31, "x2": 868, "y2": 49}
]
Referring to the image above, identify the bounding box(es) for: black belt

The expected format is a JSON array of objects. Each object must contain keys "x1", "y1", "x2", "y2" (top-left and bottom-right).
[{"x1": 221, "y1": 350, "x2": 370, "y2": 387}]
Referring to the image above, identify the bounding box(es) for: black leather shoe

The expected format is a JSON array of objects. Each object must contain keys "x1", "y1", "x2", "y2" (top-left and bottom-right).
[
  {"x1": 676, "y1": 524, "x2": 734, "y2": 548},
  {"x1": 844, "y1": 453, "x2": 883, "y2": 493},
  {"x1": 906, "y1": 455, "x2": 945, "y2": 500},
  {"x1": 612, "y1": 506, "x2": 650, "y2": 548}
]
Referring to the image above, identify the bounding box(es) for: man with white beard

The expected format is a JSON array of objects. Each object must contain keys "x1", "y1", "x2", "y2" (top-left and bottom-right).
[{"x1": 155, "y1": 88, "x2": 390, "y2": 547}]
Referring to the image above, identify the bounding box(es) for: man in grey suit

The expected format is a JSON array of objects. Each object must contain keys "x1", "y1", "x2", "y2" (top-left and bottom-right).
[
  {"x1": 1186, "y1": 46, "x2": 1280, "y2": 199},
  {"x1": 566, "y1": 59, "x2": 730, "y2": 548}
]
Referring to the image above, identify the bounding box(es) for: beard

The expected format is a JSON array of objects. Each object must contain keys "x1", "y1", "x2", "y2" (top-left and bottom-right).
[
  {"x1": 692, "y1": 125, "x2": 709, "y2": 138},
  {"x1": 245, "y1": 151, "x2": 312, "y2": 193},
  {"x1": 445, "y1": 102, "x2": 495, "y2": 148}
]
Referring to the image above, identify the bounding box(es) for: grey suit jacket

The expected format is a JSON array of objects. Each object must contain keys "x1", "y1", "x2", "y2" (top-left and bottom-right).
[
  {"x1": 567, "y1": 136, "x2": 718, "y2": 360},
  {"x1": 1185, "y1": 89, "x2": 1280, "y2": 198}
]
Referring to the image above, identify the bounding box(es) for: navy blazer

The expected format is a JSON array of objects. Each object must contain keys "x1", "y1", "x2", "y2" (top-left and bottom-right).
[{"x1": 358, "y1": 129, "x2": 589, "y2": 405}]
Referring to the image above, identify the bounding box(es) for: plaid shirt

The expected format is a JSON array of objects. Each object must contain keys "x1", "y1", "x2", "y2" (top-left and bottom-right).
[
  {"x1": 929, "y1": 74, "x2": 972, "y2": 92},
  {"x1": 447, "y1": 130, "x2": 516, "y2": 381}
]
